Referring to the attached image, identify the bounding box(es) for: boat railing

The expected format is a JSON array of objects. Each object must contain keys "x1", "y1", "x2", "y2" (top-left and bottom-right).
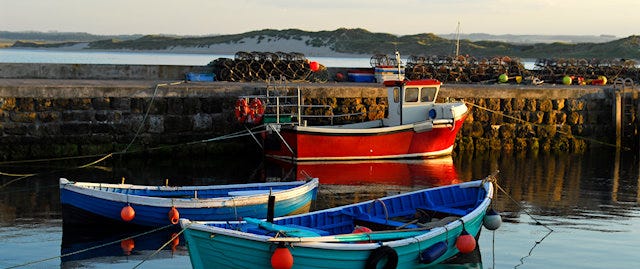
[{"x1": 256, "y1": 77, "x2": 370, "y2": 126}]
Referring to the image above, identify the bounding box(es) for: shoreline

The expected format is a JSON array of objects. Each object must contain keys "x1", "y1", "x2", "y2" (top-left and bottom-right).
[{"x1": 1, "y1": 37, "x2": 371, "y2": 58}]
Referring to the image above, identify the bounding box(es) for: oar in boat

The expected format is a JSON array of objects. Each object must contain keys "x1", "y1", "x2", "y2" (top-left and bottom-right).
[
  {"x1": 268, "y1": 216, "x2": 461, "y2": 243},
  {"x1": 244, "y1": 217, "x2": 322, "y2": 237},
  {"x1": 268, "y1": 229, "x2": 427, "y2": 243}
]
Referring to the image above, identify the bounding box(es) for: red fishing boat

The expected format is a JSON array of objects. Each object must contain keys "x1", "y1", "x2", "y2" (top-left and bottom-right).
[{"x1": 258, "y1": 77, "x2": 468, "y2": 162}]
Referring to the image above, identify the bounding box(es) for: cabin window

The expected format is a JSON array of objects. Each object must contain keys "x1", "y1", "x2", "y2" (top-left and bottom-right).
[
  {"x1": 420, "y1": 87, "x2": 437, "y2": 102},
  {"x1": 393, "y1": 87, "x2": 400, "y2": 103},
  {"x1": 405, "y1": 87, "x2": 419, "y2": 103}
]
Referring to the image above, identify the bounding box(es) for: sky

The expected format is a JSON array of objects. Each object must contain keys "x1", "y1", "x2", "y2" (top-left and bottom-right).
[{"x1": 1, "y1": 0, "x2": 639, "y2": 37}]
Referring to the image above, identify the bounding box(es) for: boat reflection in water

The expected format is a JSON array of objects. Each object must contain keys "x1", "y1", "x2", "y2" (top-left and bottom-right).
[
  {"x1": 267, "y1": 156, "x2": 461, "y2": 209},
  {"x1": 268, "y1": 156, "x2": 459, "y2": 186},
  {"x1": 60, "y1": 223, "x2": 185, "y2": 268}
]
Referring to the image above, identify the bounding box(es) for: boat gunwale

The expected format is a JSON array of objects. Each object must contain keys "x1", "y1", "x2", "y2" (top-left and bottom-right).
[{"x1": 59, "y1": 178, "x2": 320, "y2": 208}]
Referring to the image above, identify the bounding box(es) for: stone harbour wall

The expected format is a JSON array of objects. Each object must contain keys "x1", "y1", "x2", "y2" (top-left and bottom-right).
[
  {"x1": 0, "y1": 63, "x2": 619, "y2": 161},
  {"x1": 439, "y1": 85, "x2": 614, "y2": 153}
]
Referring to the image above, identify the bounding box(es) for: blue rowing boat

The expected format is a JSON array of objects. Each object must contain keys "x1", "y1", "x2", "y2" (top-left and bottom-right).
[
  {"x1": 60, "y1": 177, "x2": 319, "y2": 227},
  {"x1": 180, "y1": 177, "x2": 497, "y2": 269}
]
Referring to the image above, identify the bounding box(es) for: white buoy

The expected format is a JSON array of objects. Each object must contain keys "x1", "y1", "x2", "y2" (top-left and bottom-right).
[{"x1": 483, "y1": 208, "x2": 502, "y2": 230}]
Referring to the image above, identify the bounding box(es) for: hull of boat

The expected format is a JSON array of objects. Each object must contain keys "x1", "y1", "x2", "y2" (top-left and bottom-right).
[
  {"x1": 182, "y1": 180, "x2": 493, "y2": 269},
  {"x1": 265, "y1": 115, "x2": 466, "y2": 162},
  {"x1": 59, "y1": 178, "x2": 319, "y2": 227}
]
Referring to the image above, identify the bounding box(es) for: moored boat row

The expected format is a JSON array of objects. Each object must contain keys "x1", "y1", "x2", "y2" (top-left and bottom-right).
[{"x1": 57, "y1": 64, "x2": 505, "y2": 268}]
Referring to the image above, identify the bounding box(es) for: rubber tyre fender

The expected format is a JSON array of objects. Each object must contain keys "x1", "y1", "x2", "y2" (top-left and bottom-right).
[{"x1": 365, "y1": 245, "x2": 398, "y2": 269}]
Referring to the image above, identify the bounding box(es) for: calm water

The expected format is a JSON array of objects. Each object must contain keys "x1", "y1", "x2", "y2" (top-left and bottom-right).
[
  {"x1": 0, "y1": 149, "x2": 639, "y2": 269},
  {"x1": 0, "y1": 50, "x2": 638, "y2": 268}
]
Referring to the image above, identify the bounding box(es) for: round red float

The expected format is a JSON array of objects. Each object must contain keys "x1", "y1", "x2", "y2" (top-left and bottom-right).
[
  {"x1": 120, "y1": 205, "x2": 135, "y2": 222},
  {"x1": 352, "y1": 225, "x2": 372, "y2": 233},
  {"x1": 309, "y1": 61, "x2": 320, "y2": 72},
  {"x1": 271, "y1": 244, "x2": 293, "y2": 269},
  {"x1": 455, "y1": 230, "x2": 476, "y2": 254}
]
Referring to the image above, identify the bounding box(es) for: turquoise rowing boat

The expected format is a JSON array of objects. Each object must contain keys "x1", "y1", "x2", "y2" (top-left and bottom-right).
[{"x1": 180, "y1": 178, "x2": 497, "y2": 269}]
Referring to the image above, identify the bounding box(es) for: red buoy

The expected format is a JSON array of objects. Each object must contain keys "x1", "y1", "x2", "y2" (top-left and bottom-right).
[
  {"x1": 120, "y1": 238, "x2": 135, "y2": 255},
  {"x1": 168, "y1": 206, "x2": 180, "y2": 225},
  {"x1": 455, "y1": 230, "x2": 476, "y2": 254},
  {"x1": 352, "y1": 225, "x2": 372, "y2": 233},
  {"x1": 271, "y1": 244, "x2": 293, "y2": 269},
  {"x1": 120, "y1": 205, "x2": 135, "y2": 222},
  {"x1": 309, "y1": 61, "x2": 320, "y2": 72}
]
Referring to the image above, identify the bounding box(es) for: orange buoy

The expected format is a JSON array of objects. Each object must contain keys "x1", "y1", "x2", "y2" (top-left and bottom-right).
[
  {"x1": 120, "y1": 205, "x2": 135, "y2": 222},
  {"x1": 271, "y1": 243, "x2": 293, "y2": 269},
  {"x1": 247, "y1": 98, "x2": 265, "y2": 124},
  {"x1": 234, "y1": 98, "x2": 250, "y2": 123},
  {"x1": 309, "y1": 61, "x2": 320, "y2": 72},
  {"x1": 120, "y1": 238, "x2": 135, "y2": 255},
  {"x1": 168, "y1": 206, "x2": 180, "y2": 225},
  {"x1": 455, "y1": 230, "x2": 476, "y2": 254}
]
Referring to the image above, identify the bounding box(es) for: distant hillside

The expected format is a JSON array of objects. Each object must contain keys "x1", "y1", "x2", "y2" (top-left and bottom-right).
[
  {"x1": 0, "y1": 31, "x2": 142, "y2": 42},
  {"x1": 5, "y1": 29, "x2": 640, "y2": 60},
  {"x1": 437, "y1": 33, "x2": 619, "y2": 44}
]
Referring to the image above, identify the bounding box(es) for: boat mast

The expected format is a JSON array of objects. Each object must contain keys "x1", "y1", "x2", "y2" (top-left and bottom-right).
[
  {"x1": 395, "y1": 51, "x2": 402, "y2": 80},
  {"x1": 455, "y1": 21, "x2": 461, "y2": 57}
]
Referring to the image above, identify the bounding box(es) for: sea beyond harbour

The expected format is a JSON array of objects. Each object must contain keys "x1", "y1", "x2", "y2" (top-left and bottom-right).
[
  {"x1": 0, "y1": 47, "x2": 540, "y2": 69},
  {"x1": 0, "y1": 47, "x2": 373, "y2": 67},
  {"x1": 0, "y1": 49, "x2": 639, "y2": 269}
]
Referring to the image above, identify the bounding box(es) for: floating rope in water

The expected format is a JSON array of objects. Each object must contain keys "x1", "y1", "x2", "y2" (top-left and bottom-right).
[
  {"x1": 486, "y1": 170, "x2": 554, "y2": 268},
  {"x1": 3, "y1": 224, "x2": 174, "y2": 269}
]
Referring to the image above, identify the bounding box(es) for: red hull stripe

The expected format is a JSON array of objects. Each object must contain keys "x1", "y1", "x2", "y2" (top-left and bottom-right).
[{"x1": 265, "y1": 116, "x2": 466, "y2": 161}]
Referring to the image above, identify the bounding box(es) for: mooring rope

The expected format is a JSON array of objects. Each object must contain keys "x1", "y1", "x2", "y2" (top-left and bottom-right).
[
  {"x1": 0, "y1": 126, "x2": 265, "y2": 190},
  {"x1": 123, "y1": 81, "x2": 184, "y2": 153},
  {"x1": 465, "y1": 101, "x2": 628, "y2": 151},
  {"x1": 3, "y1": 224, "x2": 174, "y2": 269},
  {"x1": 0, "y1": 77, "x2": 269, "y2": 190},
  {"x1": 484, "y1": 170, "x2": 554, "y2": 268},
  {"x1": 0, "y1": 153, "x2": 113, "y2": 189},
  {"x1": 131, "y1": 224, "x2": 190, "y2": 269}
]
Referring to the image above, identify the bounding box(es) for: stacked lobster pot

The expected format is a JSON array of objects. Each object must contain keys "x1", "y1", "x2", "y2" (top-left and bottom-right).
[{"x1": 208, "y1": 51, "x2": 328, "y2": 82}]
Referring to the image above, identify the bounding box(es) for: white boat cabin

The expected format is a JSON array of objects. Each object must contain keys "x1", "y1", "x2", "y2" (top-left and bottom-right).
[{"x1": 382, "y1": 79, "x2": 461, "y2": 127}]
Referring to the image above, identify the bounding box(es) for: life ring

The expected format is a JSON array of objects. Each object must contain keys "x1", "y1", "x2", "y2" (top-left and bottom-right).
[
  {"x1": 235, "y1": 98, "x2": 250, "y2": 123},
  {"x1": 365, "y1": 246, "x2": 398, "y2": 269},
  {"x1": 247, "y1": 98, "x2": 265, "y2": 124}
]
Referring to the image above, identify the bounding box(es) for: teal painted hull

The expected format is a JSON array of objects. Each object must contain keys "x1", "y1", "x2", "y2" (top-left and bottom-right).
[
  {"x1": 182, "y1": 180, "x2": 494, "y2": 269},
  {"x1": 184, "y1": 218, "x2": 484, "y2": 268}
]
